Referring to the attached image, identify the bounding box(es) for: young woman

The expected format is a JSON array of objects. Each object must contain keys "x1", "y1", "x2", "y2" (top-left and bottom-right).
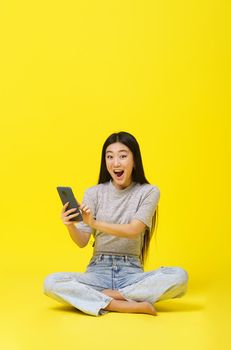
[{"x1": 44, "y1": 131, "x2": 188, "y2": 316}]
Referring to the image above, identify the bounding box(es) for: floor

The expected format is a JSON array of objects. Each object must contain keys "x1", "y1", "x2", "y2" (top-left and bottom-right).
[{"x1": 1, "y1": 270, "x2": 226, "y2": 350}]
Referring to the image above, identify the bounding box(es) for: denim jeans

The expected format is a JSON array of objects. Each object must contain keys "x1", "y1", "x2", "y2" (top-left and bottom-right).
[{"x1": 44, "y1": 254, "x2": 189, "y2": 316}]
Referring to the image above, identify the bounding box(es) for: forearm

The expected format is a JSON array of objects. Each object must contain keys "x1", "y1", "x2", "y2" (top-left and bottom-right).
[
  {"x1": 92, "y1": 220, "x2": 139, "y2": 239},
  {"x1": 80, "y1": 204, "x2": 145, "y2": 239},
  {"x1": 66, "y1": 224, "x2": 90, "y2": 248}
]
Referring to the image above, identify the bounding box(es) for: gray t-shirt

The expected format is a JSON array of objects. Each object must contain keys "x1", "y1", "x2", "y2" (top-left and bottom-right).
[{"x1": 76, "y1": 180, "x2": 160, "y2": 257}]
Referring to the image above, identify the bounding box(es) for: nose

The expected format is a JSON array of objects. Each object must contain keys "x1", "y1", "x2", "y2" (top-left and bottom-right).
[{"x1": 113, "y1": 157, "x2": 121, "y2": 167}]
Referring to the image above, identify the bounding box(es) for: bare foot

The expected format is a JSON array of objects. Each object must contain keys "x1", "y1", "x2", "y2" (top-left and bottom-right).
[
  {"x1": 140, "y1": 301, "x2": 158, "y2": 316},
  {"x1": 103, "y1": 299, "x2": 158, "y2": 316}
]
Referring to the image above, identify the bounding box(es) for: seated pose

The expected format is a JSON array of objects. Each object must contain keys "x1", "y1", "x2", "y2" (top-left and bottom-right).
[{"x1": 44, "y1": 131, "x2": 188, "y2": 316}]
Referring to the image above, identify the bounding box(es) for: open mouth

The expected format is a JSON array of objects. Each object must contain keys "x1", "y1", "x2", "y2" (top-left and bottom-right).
[{"x1": 113, "y1": 170, "x2": 124, "y2": 178}]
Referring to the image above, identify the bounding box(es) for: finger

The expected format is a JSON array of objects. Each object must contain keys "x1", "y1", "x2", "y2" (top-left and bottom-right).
[
  {"x1": 68, "y1": 213, "x2": 80, "y2": 219},
  {"x1": 81, "y1": 205, "x2": 89, "y2": 212},
  {"x1": 61, "y1": 202, "x2": 69, "y2": 213},
  {"x1": 61, "y1": 210, "x2": 78, "y2": 220},
  {"x1": 65, "y1": 208, "x2": 78, "y2": 215},
  {"x1": 82, "y1": 209, "x2": 89, "y2": 215},
  {"x1": 62, "y1": 212, "x2": 80, "y2": 222},
  {"x1": 63, "y1": 212, "x2": 79, "y2": 220}
]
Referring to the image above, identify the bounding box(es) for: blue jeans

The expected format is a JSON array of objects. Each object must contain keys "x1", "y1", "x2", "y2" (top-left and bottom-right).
[{"x1": 44, "y1": 254, "x2": 189, "y2": 316}]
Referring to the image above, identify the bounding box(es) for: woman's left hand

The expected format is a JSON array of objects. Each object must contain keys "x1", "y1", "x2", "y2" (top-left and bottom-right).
[{"x1": 80, "y1": 204, "x2": 95, "y2": 228}]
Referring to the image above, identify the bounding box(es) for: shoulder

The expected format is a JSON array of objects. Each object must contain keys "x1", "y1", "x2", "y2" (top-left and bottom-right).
[
  {"x1": 132, "y1": 183, "x2": 160, "y2": 206},
  {"x1": 135, "y1": 183, "x2": 160, "y2": 198}
]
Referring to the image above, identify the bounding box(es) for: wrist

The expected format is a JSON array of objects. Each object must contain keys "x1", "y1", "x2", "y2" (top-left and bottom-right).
[{"x1": 92, "y1": 219, "x2": 99, "y2": 231}]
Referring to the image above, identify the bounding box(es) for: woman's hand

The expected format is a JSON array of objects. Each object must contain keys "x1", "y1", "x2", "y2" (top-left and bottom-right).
[
  {"x1": 80, "y1": 204, "x2": 96, "y2": 228},
  {"x1": 61, "y1": 202, "x2": 79, "y2": 226}
]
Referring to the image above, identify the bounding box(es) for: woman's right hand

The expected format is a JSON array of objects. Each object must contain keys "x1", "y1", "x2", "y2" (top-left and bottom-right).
[{"x1": 61, "y1": 202, "x2": 80, "y2": 226}]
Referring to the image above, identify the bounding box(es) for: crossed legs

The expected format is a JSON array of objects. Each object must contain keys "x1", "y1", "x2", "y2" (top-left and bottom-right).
[{"x1": 44, "y1": 267, "x2": 188, "y2": 316}]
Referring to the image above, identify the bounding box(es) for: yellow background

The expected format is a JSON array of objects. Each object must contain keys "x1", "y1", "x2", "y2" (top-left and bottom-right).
[{"x1": 0, "y1": 1, "x2": 230, "y2": 349}]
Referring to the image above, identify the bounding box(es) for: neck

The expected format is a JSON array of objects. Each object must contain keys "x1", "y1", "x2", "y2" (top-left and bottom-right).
[{"x1": 112, "y1": 179, "x2": 132, "y2": 190}]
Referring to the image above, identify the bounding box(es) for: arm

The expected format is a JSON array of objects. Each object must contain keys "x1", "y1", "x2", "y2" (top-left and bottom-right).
[
  {"x1": 80, "y1": 202, "x2": 146, "y2": 239},
  {"x1": 66, "y1": 223, "x2": 91, "y2": 248},
  {"x1": 92, "y1": 219, "x2": 146, "y2": 239}
]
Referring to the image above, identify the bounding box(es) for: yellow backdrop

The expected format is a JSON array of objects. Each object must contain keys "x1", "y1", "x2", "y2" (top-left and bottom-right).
[{"x1": 0, "y1": 1, "x2": 230, "y2": 350}]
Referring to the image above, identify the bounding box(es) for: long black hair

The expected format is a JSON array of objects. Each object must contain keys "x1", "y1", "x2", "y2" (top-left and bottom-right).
[{"x1": 97, "y1": 131, "x2": 159, "y2": 265}]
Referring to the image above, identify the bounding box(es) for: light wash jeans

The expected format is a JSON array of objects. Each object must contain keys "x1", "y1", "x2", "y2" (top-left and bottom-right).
[{"x1": 43, "y1": 254, "x2": 189, "y2": 316}]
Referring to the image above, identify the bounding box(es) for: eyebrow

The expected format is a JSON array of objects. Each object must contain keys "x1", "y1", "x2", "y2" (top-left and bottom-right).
[{"x1": 106, "y1": 149, "x2": 129, "y2": 154}]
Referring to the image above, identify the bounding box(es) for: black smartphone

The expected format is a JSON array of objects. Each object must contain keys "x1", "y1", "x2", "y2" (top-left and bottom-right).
[{"x1": 56, "y1": 186, "x2": 83, "y2": 222}]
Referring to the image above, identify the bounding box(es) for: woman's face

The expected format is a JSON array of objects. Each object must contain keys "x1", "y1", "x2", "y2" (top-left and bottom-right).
[{"x1": 105, "y1": 142, "x2": 135, "y2": 190}]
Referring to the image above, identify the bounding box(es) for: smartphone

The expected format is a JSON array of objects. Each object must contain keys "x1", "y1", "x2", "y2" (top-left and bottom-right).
[{"x1": 56, "y1": 186, "x2": 83, "y2": 222}]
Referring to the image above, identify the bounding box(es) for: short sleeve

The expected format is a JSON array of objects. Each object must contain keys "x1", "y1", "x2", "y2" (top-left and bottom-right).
[
  {"x1": 132, "y1": 186, "x2": 160, "y2": 231},
  {"x1": 74, "y1": 188, "x2": 96, "y2": 234}
]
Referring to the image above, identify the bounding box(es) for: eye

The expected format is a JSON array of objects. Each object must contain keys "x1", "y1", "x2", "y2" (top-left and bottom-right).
[
  {"x1": 106, "y1": 155, "x2": 113, "y2": 159},
  {"x1": 120, "y1": 154, "x2": 127, "y2": 159}
]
